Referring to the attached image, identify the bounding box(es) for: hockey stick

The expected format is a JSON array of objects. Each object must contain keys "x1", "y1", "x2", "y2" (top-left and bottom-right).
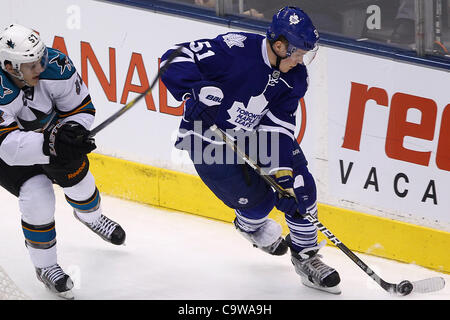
[
  {"x1": 89, "y1": 46, "x2": 183, "y2": 137},
  {"x1": 208, "y1": 124, "x2": 445, "y2": 296}
]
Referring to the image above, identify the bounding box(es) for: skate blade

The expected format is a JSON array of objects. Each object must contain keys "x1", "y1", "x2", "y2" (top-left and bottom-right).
[
  {"x1": 301, "y1": 278, "x2": 342, "y2": 295},
  {"x1": 56, "y1": 289, "x2": 75, "y2": 300}
]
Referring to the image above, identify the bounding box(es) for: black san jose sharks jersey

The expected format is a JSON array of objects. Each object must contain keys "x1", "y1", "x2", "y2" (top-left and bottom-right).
[
  {"x1": 161, "y1": 32, "x2": 309, "y2": 173},
  {"x1": 0, "y1": 47, "x2": 95, "y2": 166}
]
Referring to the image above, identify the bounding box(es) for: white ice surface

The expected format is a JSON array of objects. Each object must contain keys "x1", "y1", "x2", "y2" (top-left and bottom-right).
[{"x1": 0, "y1": 187, "x2": 448, "y2": 301}]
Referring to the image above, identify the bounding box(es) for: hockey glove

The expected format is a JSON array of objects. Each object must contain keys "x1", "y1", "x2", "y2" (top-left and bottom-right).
[
  {"x1": 274, "y1": 166, "x2": 317, "y2": 218},
  {"x1": 43, "y1": 121, "x2": 96, "y2": 163},
  {"x1": 274, "y1": 171, "x2": 298, "y2": 217},
  {"x1": 291, "y1": 166, "x2": 317, "y2": 216},
  {"x1": 184, "y1": 81, "x2": 223, "y2": 122}
]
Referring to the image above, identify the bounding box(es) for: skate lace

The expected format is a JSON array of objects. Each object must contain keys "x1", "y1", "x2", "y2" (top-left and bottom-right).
[
  {"x1": 42, "y1": 264, "x2": 65, "y2": 283},
  {"x1": 304, "y1": 255, "x2": 335, "y2": 281},
  {"x1": 90, "y1": 215, "x2": 117, "y2": 237}
]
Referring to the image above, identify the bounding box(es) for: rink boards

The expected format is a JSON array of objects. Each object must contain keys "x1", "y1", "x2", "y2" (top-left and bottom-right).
[{"x1": 88, "y1": 153, "x2": 450, "y2": 273}]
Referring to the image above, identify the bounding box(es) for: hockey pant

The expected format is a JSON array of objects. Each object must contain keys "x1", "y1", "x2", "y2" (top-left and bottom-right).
[{"x1": 193, "y1": 161, "x2": 275, "y2": 232}]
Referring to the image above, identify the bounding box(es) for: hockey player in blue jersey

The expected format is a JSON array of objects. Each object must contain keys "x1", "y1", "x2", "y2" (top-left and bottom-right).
[
  {"x1": 161, "y1": 6, "x2": 341, "y2": 294},
  {"x1": 0, "y1": 24, "x2": 126, "y2": 299}
]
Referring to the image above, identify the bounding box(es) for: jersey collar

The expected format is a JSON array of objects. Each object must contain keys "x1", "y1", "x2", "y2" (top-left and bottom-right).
[{"x1": 261, "y1": 38, "x2": 271, "y2": 68}]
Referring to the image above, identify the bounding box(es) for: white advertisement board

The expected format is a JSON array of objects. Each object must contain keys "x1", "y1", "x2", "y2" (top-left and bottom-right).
[{"x1": 327, "y1": 48, "x2": 450, "y2": 228}]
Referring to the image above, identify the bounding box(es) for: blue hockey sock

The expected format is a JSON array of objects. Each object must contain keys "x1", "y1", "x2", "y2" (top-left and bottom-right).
[{"x1": 285, "y1": 214, "x2": 318, "y2": 252}]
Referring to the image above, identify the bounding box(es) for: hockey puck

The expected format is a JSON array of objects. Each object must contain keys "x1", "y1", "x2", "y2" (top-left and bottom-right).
[{"x1": 397, "y1": 280, "x2": 413, "y2": 296}]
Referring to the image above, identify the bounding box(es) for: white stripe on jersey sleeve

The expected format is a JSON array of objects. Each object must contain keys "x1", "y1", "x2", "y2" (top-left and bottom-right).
[
  {"x1": 60, "y1": 113, "x2": 94, "y2": 130},
  {"x1": 265, "y1": 111, "x2": 296, "y2": 132},
  {"x1": 257, "y1": 125, "x2": 295, "y2": 140},
  {"x1": 177, "y1": 129, "x2": 225, "y2": 145},
  {"x1": 161, "y1": 46, "x2": 195, "y2": 67},
  {"x1": 171, "y1": 57, "x2": 195, "y2": 64}
]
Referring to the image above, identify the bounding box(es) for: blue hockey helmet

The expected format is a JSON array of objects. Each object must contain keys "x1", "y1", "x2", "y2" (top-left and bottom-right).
[{"x1": 267, "y1": 6, "x2": 319, "y2": 52}]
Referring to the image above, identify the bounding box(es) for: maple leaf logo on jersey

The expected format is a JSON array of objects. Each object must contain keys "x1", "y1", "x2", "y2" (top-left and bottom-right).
[
  {"x1": 223, "y1": 34, "x2": 247, "y2": 48},
  {"x1": 289, "y1": 14, "x2": 301, "y2": 25},
  {"x1": 0, "y1": 76, "x2": 13, "y2": 98},
  {"x1": 227, "y1": 93, "x2": 268, "y2": 130},
  {"x1": 49, "y1": 53, "x2": 73, "y2": 75}
]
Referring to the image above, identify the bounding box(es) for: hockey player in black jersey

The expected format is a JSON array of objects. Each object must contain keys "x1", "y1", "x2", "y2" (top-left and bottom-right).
[
  {"x1": 161, "y1": 6, "x2": 341, "y2": 294},
  {"x1": 0, "y1": 24, "x2": 126, "y2": 299}
]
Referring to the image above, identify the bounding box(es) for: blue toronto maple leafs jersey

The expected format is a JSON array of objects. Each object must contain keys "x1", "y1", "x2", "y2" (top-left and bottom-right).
[{"x1": 161, "y1": 32, "x2": 308, "y2": 172}]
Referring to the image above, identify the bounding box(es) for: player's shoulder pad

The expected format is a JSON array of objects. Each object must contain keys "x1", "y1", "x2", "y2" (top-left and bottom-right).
[
  {"x1": 216, "y1": 32, "x2": 263, "y2": 57},
  {"x1": 40, "y1": 47, "x2": 76, "y2": 81},
  {"x1": 0, "y1": 69, "x2": 20, "y2": 106}
]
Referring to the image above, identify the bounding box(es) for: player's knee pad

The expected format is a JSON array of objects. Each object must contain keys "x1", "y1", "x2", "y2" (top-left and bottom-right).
[
  {"x1": 64, "y1": 172, "x2": 101, "y2": 223},
  {"x1": 236, "y1": 190, "x2": 276, "y2": 219},
  {"x1": 19, "y1": 174, "x2": 55, "y2": 225},
  {"x1": 63, "y1": 171, "x2": 98, "y2": 204},
  {"x1": 64, "y1": 172, "x2": 102, "y2": 223},
  {"x1": 234, "y1": 190, "x2": 276, "y2": 232}
]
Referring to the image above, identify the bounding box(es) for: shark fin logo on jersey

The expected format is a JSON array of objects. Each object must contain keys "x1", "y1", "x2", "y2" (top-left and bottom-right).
[
  {"x1": 49, "y1": 53, "x2": 73, "y2": 75},
  {"x1": 222, "y1": 34, "x2": 247, "y2": 49},
  {"x1": 289, "y1": 14, "x2": 301, "y2": 25},
  {"x1": 0, "y1": 76, "x2": 13, "y2": 99},
  {"x1": 17, "y1": 106, "x2": 56, "y2": 132}
]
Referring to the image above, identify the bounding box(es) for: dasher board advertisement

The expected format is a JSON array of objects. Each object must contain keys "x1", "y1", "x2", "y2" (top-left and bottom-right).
[{"x1": 327, "y1": 48, "x2": 450, "y2": 227}]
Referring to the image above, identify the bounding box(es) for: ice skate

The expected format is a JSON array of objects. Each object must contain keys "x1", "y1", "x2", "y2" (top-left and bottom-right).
[
  {"x1": 234, "y1": 218, "x2": 288, "y2": 256},
  {"x1": 287, "y1": 234, "x2": 341, "y2": 294},
  {"x1": 74, "y1": 211, "x2": 126, "y2": 245},
  {"x1": 35, "y1": 264, "x2": 74, "y2": 299}
]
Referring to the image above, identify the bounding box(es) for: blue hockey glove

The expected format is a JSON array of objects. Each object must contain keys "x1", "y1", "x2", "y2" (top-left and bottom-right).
[
  {"x1": 274, "y1": 171, "x2": 298, "y2": 217},
  {"x1": 274, "y1": 166, "x2": 317, "y2": 218},
  {"x1": 183, "y1": 81, "x2": 223, "y2": 122},
  {"x1": 292, "y1": 166, "x2": 317, "y2": 216}
]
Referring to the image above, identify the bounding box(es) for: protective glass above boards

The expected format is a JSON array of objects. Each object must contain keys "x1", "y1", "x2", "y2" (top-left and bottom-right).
[{"x1": 164, "y1": 0, "x2": 450, "y2": 60}]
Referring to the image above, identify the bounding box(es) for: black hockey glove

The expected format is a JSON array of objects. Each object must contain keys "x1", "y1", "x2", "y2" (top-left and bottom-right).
[
  {"x1": 184, "y1": 81, "x2": 223, "y2": 122},
  {"x1": 43, "y1": 121, "x2": 96, "y2": 163}
]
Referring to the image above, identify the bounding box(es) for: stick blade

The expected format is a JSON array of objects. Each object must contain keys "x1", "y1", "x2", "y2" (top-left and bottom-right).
[{"x1": 412, "y1": 277, "x2": 445, "y2": 293}]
